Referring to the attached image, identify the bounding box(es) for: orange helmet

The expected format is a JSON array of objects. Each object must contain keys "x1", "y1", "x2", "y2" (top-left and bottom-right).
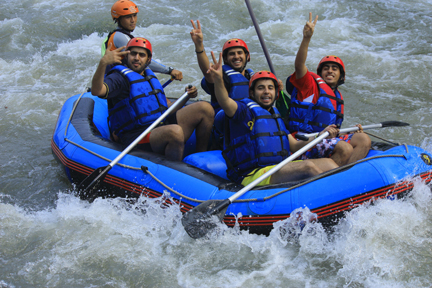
[
  {"x1": 249, "y1": 71, "x2": 279, "y2": 97},
  {"x1": 111, "y1": 0, "x2": 139, "y2": 20},
  {"x1": 317, "y1": 55, "x2": 346, "y2": 85},
  {"x1": 222, "y1": 38, "x2": 250, "y2": 62},
  {"x1": 126, "y1": 37, "x2": 152, "y2": 58}
]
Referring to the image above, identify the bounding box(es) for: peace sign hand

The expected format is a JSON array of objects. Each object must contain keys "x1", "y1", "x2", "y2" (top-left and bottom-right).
[
  {"x1": 303, "y1": 12, "x2": 318, "y2": 39},
  {"x1": 190, "y1": 19, "x2": 204, "y2": 45},
  {"x1": 207, "y1": 51, "x2": 223, "y2": 82},
  {"x1": 101, "y1": 43, "x2": 129, "y2": 66}
]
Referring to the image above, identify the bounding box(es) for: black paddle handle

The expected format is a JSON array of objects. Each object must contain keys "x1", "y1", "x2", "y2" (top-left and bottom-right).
[
  {"x1": 81, "y1": 165, "x2": 112, "y2": 195},
  {"x1": 207, "y1": 199, "x2": 231, "y2": 217}
]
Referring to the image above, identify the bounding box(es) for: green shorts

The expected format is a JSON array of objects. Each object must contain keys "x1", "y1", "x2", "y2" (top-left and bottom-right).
[{"x1": 241, "y1": 161, "x2": 302, "y2": 187}]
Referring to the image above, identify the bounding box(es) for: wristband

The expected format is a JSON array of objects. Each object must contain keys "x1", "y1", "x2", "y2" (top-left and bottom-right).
[{"x1": 195, "y1": 49, "x2": 205, "y2": 54}]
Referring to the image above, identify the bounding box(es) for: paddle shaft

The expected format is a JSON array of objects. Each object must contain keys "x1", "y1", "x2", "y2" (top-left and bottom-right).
[
  {"x1": 162, "y1": 78, "x2": 173, "y2": 88},
  {"x1": 106, "y1": 91, "x2": 189, "y2": 169},
  {"x1": 302, "y1": 125, "x2": 377, "y2": 138},
  {"x1": 302, "y1": 121, "x2": 409, "y2": 138},
  {"x1": 232, "y1": 131, "x2": 328, "y2": 201},
  {"x1": 205, "y1": 132, "x2": 330, "y2": 216},
  {"x1": 79, "y1": 91, "x2": 190, "y2": 194},
  {"x1": 245, "y1": 0, "x2": 276, "y2": 75}
]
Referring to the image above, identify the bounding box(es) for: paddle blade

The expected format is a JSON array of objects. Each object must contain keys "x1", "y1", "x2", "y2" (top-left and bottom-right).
[
  {"x1": 76, "y1": 165, "x2": 112, "y2": 197},
  {"x1": 182, "y1": 199, "x2": 229, "y2": 239},
  {"x1": 380, "y1": 121, "x2": 410, "y2": 127}
]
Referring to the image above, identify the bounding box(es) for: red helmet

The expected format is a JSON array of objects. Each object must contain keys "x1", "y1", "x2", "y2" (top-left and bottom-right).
[
  {"x1": 249, "y1": 71, "x2": 279, "y2": 97},
  {"x1": 111, "y1": 0, "x2": 139, "y2": 20},
  {"x1": 222, "y1": 38, "x2": 250, "y2": 62},
  {"x1": 126, "y1": 37, "x2": 152, "y2": 57},
  {"x1": 317, "y1": 55, "x2": 346, "y2": 85}
]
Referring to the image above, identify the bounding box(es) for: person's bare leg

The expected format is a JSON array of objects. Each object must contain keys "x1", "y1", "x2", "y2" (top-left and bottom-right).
[
  {"x1": 308, "y1": 157, "x2": 339, "y2": 172},
  {"x1": 270, "y1": 158, "x2": 337, "y2": 184},
  {"x1": 331, "y1": 140, "x2": 352, "y2": 166},
  {"x1": 149, "y1": 125, "x2": 184, "y2": 161},
  {"x1": 176, "y1": 101, "x2": 214, "y2": 152},
  {"x1": 348, "y1": 133, "x2": 371, "y2": 163}
]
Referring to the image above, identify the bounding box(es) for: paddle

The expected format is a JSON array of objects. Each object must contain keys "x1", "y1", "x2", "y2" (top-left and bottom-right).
[
  {"x1": 181, "y1": 130, "x2": 331, "y2": 239},
  {"x1": 162, "y1": 78, "x2": 173, "y2": 88},
  {"x1": 302, "y1": 121, "x2": 410, "y2": 138},
  {"x1": 77, "y1": 89, "x2": 191, "y2": 196},
  {"x1": 244, "y1": 0, "x2": 290, "y2": 117},
  {"x1": 245, "y1": 0, "x2": 276, "y2": 75}
]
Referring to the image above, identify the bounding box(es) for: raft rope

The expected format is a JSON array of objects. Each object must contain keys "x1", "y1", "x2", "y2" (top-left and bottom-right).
[
  {"x1": 65, "y1": 138, "x2": 142, "y2": 170},
  {"x1": 142, "y1": 151, "x2": 408, "y2": 203},
  {"x1": 64, "y1": 90, "x2": 144, "y2": 171},
  {"x1": 141, "y1": 167, "x2": 213, "y2": 203},
  {"x1": 63, "y1": 92, "x2": 410, "y2": 204},
  {"x1": 64, "y1": 87, "x2": 88, "y2": 138},
  {"x1": 365, "y1": 131, "x2": 401, "y2": 146}
]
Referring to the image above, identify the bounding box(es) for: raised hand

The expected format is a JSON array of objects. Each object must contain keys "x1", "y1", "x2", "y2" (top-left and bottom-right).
[
  {"x1": 208, "y1": 51, "x2": 223, "y2": 82},
  {"x1": 303, "y1": 12, "x2": 318, "y2": 39},
  {"x1": 190, "y1": 19, "x2": 204, "y2": 45},
  {"x1": 102, "y1": 43, "x2": 129, "y2": 65}
]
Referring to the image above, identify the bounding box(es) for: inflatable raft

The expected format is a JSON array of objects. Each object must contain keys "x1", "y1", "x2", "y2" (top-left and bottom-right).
[{"x1": 51, "y1": 92, "x2": 432, "y2": 235}]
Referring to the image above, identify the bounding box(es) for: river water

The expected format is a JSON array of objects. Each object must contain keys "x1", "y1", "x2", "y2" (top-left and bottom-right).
[{"x1": 1, "y1": 0, "x2": 432, "y2": 287}]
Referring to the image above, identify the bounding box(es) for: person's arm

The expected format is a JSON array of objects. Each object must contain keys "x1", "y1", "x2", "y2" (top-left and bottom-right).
[
  {"x1": 294, "y1": 12, "x2": 318, "y2": 80},
  {"x1": 288, "y1": 124, "x2": 339, "y2": 152},
  {"x1": 92, "y1": 44, "x2": 129, "y2": 97},
  {"x1": 208, "y1": 51, "x2": 237, "y2": 117},
  {"x1": 190, "y1": 20, "x2": 213, "y2": 83},
  {"x1": 148, "y1": 60, "x2": 183, "y2": 81},
  {"x1": 112, "y1": 31, "x2": 131, "y2": 51}
]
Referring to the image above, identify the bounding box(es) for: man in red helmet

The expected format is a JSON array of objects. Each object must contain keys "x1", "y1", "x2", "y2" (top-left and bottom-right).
[
  {"x1": 190, "y1": 20, "x2": 285, "y2": 149},
  {"x1": 206, "y1": 52, "x2": 350, "y2": 185},
  {"x1": 91, "y1": 37, "x2": 214, "y2": 161},
  {"x1": 101, "y1": 0, "x2": 182, "y2": 80},
  {"x1": 286, "y1": 13, "x2": 371, "y2": 164},
  {"x1": 190, "y1": 20, "x2": 255, "y2": 113}
]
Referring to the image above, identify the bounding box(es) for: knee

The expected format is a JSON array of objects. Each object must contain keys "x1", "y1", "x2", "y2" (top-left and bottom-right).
[
  {"x1": 302, "y1": 161, "x2": 322, "y2": 176},
  {"x1": 195, "y1": 101, "x2": 215, "y2": 120},
  {"x1": 335, "y1": 140, "x2": 353, "y2": 157},
  {"x1": 352, "y1": 133, "x2": 371, "y2": 148},
  {"x1": 166, "y1": 125, "x2": 184, "y2": 144}
]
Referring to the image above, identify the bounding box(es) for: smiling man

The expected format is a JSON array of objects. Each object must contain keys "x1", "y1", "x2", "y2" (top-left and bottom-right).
[
  {"x1": 190, "y1": 20, "x2": 255, "y2": 113},
  {"x1": 91, "y1": 37, "x2": 214, "y2": 161},
  {"x1": 286, "y1": 13, "x2": 371, "y2": 164},
  {"x1": 207, "y1": 51, "x2": 348, "y2": 186}
]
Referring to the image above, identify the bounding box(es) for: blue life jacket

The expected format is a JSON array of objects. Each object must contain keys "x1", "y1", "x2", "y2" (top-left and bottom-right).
[
  {"x1": 286, "y1": 72, "x2": 344, "y2": 133},
  {"x1": 107, "y1": 65, "x2": 168, "y2": 137},
  {"x1": 201, "y1": 65, "x2": 254, "y2": 111},
  {"x1": 222, "y1": 98, "x2": 290, "y2": 183}
]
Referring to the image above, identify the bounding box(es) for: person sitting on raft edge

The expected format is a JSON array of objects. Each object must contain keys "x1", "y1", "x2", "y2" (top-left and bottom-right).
[
  {"x1": 283, "y1": 12, "x2": 371, "y2": 164},
  {"x1": 207, "y1": 50, "x2": 349, "y2": 186},
  {"x1": 91, "y1": 37, "x2": 214, "y2": 161},
  {"x1": 101, "y1": 0, "x2": 183, "y2": 80}
]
